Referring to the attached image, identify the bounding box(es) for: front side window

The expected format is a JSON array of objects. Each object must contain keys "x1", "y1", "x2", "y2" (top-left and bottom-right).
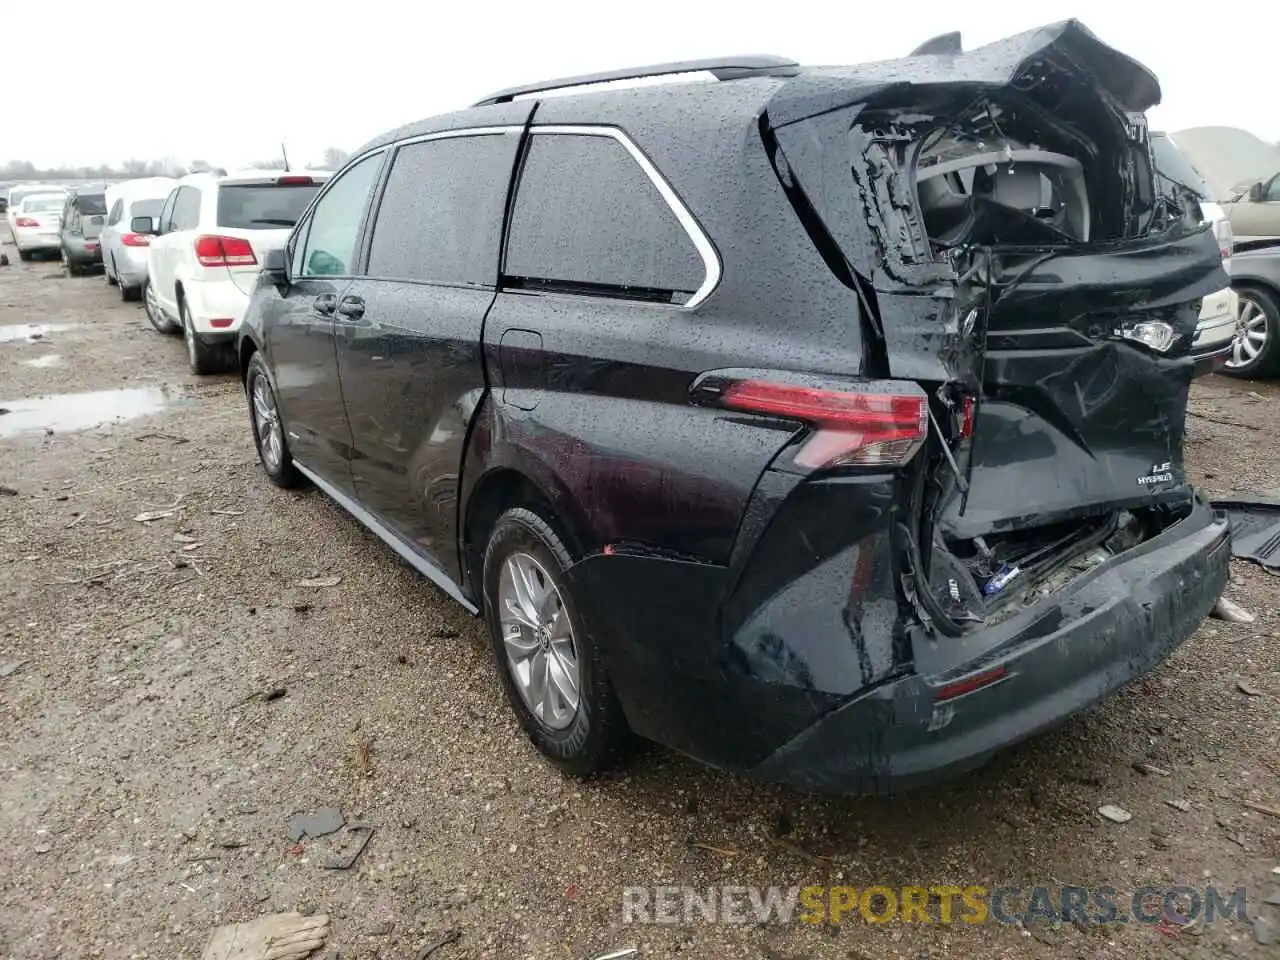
[
  {"x1": 107, "y1": 199, "x2": 123, "y2": 226},
  {"x1": 298, "y1": 152, "x2": 384, "y2": 278},
  {"x1": 504, "y1": 133, "x2": 704, "y2": 301},
  {"x1": 1265, "y1": 174, "x2": 1280, "y2": 203},
  {"x1": 157, "y1": 190, "x2": 178, "y2": 233},
  {"x1": 171, "y1": 187, "x2": 201, "y2": 231},
  {"x1": 366, "y1": 134, "x2": 516, "y2": 286}
]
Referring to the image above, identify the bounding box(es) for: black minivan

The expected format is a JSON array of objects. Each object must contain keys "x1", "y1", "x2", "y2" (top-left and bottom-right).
[{"x1": 238, "y1": 21, "x2": 1231, "y2": 794}]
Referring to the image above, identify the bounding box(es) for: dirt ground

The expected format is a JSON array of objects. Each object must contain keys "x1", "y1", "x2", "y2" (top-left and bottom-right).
[{"x1": 2, "y1": 243, "x2": 1280, "y2": 960}]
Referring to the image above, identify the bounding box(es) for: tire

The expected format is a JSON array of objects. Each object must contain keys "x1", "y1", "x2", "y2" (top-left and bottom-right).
[
  {"x1": 143, "y1": 279, "x2": 178, "y2": 333},
  {"x1": 18, "y1": 249, "x2": 31, "y2": 261},
  {"x1": 1223, "y1": 286, "x2": 1280, "y2": 378},
  {"x1": 63, "y1": 251, "x2": 79, "y2": 277},
  {"x1": 106, "y1": 256, "x2": 117, "y2": 286},
  {"x1": 181, "y1": 298, "x2": 221, "y2": 375},
  {"x1": 121, "y1": 280, "x2": 140, "y2": 302},
  {"x1": 482, "y1": 508, "x2": 630, "y2": 776},
  {"x1": 245, "y1": 352, "x2": 302, "y2": 488}
]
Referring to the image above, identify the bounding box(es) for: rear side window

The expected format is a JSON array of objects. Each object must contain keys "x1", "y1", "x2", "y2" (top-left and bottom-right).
[
  {"x1": 218, "y1": 183, "x2": 321, "y2": 230},
  {"x1": 366, "y1": 134, "x2": 516, "y2": 286},
  {"x1": 505, "y1": 133, "x2": 704, "y2": 301}
]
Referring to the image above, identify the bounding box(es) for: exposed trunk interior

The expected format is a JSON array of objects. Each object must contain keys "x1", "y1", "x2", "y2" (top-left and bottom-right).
[{"x1": 765, "y1": 21, "x2": 1231, "y2": 636}]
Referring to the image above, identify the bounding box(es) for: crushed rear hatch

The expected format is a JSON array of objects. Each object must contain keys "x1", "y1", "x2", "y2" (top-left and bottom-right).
[{"x1": 764, "y1": 20, "x2": 1229, "y2": 633}]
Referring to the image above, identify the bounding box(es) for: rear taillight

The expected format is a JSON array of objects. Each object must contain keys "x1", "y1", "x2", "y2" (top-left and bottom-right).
[
  {"x1": 14, "y1": 216, "x2": 38, "y2": 227},
  {"x1": 121, "y1": 233, "x2": 151, "y2": 247},
  {"x1": 194, "y1": 235, "x2": 257, "y2": 268},
  {"x1": 719, "y1": 379, "x2": 928, "y2": 469},
  {"x1": 276, "y1": 175, "x2": 314, "y2": 186},
  {"x1": 1215, "y1": 218, "x2": 1233, "y2": 265},
  {"x1": 960, "y1": 397, "x2": 975, "y2": 439}
]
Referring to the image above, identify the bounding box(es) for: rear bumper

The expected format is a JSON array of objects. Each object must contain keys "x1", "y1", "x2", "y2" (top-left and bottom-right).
[
  {"x1": 182, "y1": 277, "x2": 251, "y2": 335},
  {"x1": 1189, "y1": 290, "x2": 1239, "y2": 377},
  {"x1": 748, "y1": 496, "x2": 1230, "y2": 794},
  {"x1": 64, "y1": 239, "x2": 102, "y2": 264},
  {"x1": 113, "y1": 247, "x2": 149, "y2": 287},
  {"x1": 13, "y1": 229, "x2": 60, "y2": 252}
]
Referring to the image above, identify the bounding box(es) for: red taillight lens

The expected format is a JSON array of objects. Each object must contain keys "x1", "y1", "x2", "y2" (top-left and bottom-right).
[
  {"x1": 194, "y1": 235, "x2": 257, "y2": 267},
  {"x1": 1215, "y1": 219, "x2": 1233, "y2": 264},
  {"x1": 720, "y1": 379, "x2": 928, "y2": 469},
  {"x1": 934, "y1": 666, "x2": 1007, "y2": 702},
  {"x1": 276, "y1": 175, "x2": 313, "y2": 186},
  {"x1": 960, "y1": 397, "x2": 975, "y2": 439},
  {"x1": 15, "y1": 216, "x2": 38, "y2": 227},
  {"x1": 121, "y1": 233, "x2": 151, "y2": 247}
]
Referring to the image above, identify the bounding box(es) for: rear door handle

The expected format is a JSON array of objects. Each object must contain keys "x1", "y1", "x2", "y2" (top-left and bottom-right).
[
  {"x1": 336, "y1": 295, "x2": 365, "y2": 322},
  {"x1": 313, "y1": 293, "x2": 337, "y2": 316}
]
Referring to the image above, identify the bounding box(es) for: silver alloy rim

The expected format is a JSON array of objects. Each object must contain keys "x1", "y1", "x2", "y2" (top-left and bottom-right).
[
  {"x1": 251, "y1": 376, "x2": 282, "y2": 470},
  {"x1": 145, "y1": 283, "x2": 161, "y2": 325},
  {"x1": 183, "y1": 306, "x2": 196, "y2": 365},
  {"x1": 1228, "y1": 295, "x2": 1269, "y2": 369},
  {"x1": 497, "y1": 552, "x2": 580, "y2": 730}
]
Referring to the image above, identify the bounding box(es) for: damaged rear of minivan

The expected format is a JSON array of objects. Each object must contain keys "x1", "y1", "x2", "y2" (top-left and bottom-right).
[{"x1": 738, "y1": 21, "x2": 1232, "y2": 792}]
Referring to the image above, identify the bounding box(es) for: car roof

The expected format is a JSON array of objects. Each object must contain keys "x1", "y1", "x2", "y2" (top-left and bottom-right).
[{"x1": 174, "y1": 169, "x2": 332, "y2": 189}]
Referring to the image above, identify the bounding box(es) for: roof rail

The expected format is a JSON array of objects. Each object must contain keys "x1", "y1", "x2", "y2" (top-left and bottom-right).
[{"x1": 472, "y1": 54, "x2": 800, "y2": 107}]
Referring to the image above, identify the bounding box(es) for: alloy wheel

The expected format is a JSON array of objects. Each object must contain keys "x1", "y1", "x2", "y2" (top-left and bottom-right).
[
  {"x1": 1227, "y1": 294, "x2": 1270, "y2": 371},
  {"x1": 496, "y1": 552, "x2": 580, "y2": 730},
  {"x1": 183, "y1": 305, "x2": 197, "y2": 367},
  {"x1": 251, "y1": 375, "x2": 283, "y2": 471},
  {"x1": 144, "y1": 282, "x2": 164, "y2": 330}
]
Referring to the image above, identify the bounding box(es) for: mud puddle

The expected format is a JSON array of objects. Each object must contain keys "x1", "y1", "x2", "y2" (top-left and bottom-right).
[
  {"x1": 0, "y1": 322, "x2": 82, "y2": 344},
  {"x1": 0, "y1": 386, "x2": 181, "y2": 438},
  {"x1": 21, "y1": 353, "x2": 63, "y2": 368}
]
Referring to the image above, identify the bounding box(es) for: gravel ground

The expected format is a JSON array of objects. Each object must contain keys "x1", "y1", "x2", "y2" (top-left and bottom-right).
[{"x1": 2, "y1": 244, "x2": 1280, "y2": 960}]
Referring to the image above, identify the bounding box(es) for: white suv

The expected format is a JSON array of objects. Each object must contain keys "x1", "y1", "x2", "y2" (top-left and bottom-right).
[{"x1": 136, "y1": 170, "x2": 330, "y2": 373}]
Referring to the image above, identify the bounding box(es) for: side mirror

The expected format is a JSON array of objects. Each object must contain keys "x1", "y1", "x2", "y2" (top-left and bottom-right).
[
  {"x1": 263, "y1": 246, "x2": 288, "y2": 284},
  {"x1": 130, "y1": 215, "x2": 156, "y2": 235},
  {"x1": 1248, "y1": 181, "x2": 1266, "y2": 202}
]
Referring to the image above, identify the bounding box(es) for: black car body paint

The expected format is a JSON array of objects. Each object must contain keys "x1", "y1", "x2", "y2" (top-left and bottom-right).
[{"x1": 238, "y1": 20, "x2": 1232, "y2": 793}]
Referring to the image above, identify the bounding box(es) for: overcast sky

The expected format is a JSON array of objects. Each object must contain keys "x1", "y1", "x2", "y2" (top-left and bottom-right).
[{"x1": 7, "y1": 0, "x2": 1275, "y2": 168}]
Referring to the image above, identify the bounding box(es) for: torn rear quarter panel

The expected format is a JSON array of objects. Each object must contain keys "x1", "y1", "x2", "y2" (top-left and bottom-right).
[{"x1": 764, "y1": 18, "x2": 1225, "y2": 386}]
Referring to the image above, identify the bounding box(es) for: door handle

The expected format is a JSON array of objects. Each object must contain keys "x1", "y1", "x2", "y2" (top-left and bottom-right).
[
  {"x1": 336, "y1": 295, "x2": 365, "y2": 322},
  {"x1": 313, "y1": 293, "x2": 337, "y2": 316}
]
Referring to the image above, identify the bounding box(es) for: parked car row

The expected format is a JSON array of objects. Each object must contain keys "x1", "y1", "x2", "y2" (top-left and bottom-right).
[{"x1": 5, "y1": 22, "x2": 1268, "y2": 795}]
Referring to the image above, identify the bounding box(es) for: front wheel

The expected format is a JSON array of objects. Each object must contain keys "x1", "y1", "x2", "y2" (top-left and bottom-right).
[
  {"x1": 246, "y1": 352, "x2": 302, "y2": 488},
  {"x1": 143, "y1": 280, "x2": 178, "y2": 334},
  {"x1": 1222, "y1": 287, "x2": 1280, "y2": 378},
  {"x1": 483, "y1": 508, "x2": 631, "y2": 776}
]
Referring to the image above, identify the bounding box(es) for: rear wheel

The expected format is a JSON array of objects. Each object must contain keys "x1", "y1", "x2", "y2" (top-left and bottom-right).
[
  {"x1": 143, "y1": 280, "x2": 178, "y2": 334},
  {"x1": 1223, "y1": 286, "x2": 1280, "y2": 378},
  {"x1": 181, "y1": 299, "x2": 221, "y2": 375},
  {"x1": 482, "y1": 508, "x2": 631, "y2": 776},
  {"x1": 246, "y1": 352, "x2": 301, "y2": 488},
  {"x1": 18, "y1": 249, "x2": 31, "y2": 262},
  {"x1": 106, "y1": 256, "x2": 117, "y2": 286}
]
